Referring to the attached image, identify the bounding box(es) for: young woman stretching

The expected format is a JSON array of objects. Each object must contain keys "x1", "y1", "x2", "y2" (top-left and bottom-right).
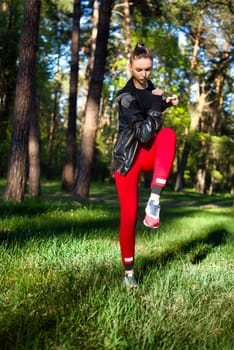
[{"x1": 112, "y1": 42, "x2": 178, "y2": 289}]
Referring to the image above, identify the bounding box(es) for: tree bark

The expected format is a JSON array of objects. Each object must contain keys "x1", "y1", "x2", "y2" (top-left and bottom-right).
[
  {"x1": 61, "y1": 0, "x2": 81, "y2": 192},
  {"x1": 73, "y1": 0, "x2": 114, "y2": 199},
  {"x1": 47, "y1": 67, "x2": 61, "y2": 178},
  {"x1": 4, "y1": 0, "x2": 41, "y2": 202},
  {"x1": 79, "y1": 0, "x2": 99, "y2": 135},
  {"x1": 196, "y1": 168, "x2": 206, "y2": 194},
  {"x1": 28, "y1": 81, "x2": 41, "y2": 197},
  {"x1": 174, "y1": 140, "x2": 191, "y2": 192},
  {"x1": 210, "y1": 41, "x2": 229, "y2": 135},
  {"x1": 124, "y1": 0, "x2": 131, "y2": 57},
  {"x1": 174, "y1": 10, "x2": 204, "y2": 191},
  {"x1": 124, "y1": 0, "x2": 132, "y2": 79},
  {"x1": 0, "y1": 1, "x2": 21, "y2": 176}
]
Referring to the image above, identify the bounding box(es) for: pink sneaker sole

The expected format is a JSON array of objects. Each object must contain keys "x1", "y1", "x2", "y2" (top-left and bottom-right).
[{"x1": 143, "y1": 215, "x2": 160, "y2": 229}]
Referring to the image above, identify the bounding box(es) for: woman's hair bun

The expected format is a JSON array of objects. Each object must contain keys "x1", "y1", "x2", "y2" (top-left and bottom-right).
[{"x1": 136, "y1": 41, "x2": 144, "y2": 49}]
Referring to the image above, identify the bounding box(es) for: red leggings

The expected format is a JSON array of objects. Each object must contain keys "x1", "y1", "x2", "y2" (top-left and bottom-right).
[{"x1": 114, "y1": 128, "x2": 176, "y2": 266}]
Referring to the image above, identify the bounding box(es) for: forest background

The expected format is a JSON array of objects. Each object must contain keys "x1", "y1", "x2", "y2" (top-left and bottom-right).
[{"x1": 0, "y1": 0, "x2": 233, "y2": 202}]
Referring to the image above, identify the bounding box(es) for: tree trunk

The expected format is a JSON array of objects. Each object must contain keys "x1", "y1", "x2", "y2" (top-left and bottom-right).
[
  {"x1": 47, "y1": 14, "x2": 62, "y2": 179},
  {"x1": 174, "y1": 140, "x2": 191, "y2": 192},
  {"x1": 4, "y1": 0, "x2": 41, "y2": 202},
  {"x1": 61, "y1": 0, "x2": 81, "y2": 192},
  {"x1": 79, "y1": 0, "x2": 99, "y2": 134},
  {"x1": 124, "y1": 0, "x2": 132, "y2": 79},
  {"x1": 73, "y1": 0, "x2": 114, "y2": 199},
  {"x1": 47, "y1": 80, "x2": 59, "y2": 179},
  {"x1": 210, "y1": 41, "x2": 229, "y2": 135},
  {"x1": 196, "y1": 168, "x2": 206, "y2": 194},
  {"x1": 28, "y1": 81, "x2": 41, "y2": 197},
  {"x1": 0, "y1": 1, "x2": 21, "y2": 176},
  {"x1": 174, "y1": 11, "x2": 204, "y2": 191},
  {"x1": 195, "y1": 138, "x2": 210, "y2": 194}
]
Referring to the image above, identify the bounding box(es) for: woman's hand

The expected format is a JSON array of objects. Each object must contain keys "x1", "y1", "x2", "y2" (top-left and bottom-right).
[
  {"x1": 152, "y1": 88, "x2": 164, "y2": 96},
  {"x1": 166, "y1": 95, "x2": 179, "y2": 105}
]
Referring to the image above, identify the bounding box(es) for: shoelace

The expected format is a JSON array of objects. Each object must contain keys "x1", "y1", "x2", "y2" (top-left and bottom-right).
[{"x1": 148, "y1": 200, "x2": 160, "y2": 217}]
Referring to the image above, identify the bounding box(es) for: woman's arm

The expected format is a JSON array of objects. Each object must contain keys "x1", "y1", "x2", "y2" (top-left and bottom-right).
[
  {"x1": 151, "y1": 89, "x2": 179, "y2": 111},
  {"x1": 116, "y1": 92, "x2": 163, "y2": 143}
]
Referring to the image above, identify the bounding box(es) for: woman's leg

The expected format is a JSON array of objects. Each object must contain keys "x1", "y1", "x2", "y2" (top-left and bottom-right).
[
  {"x1": 114, "y1": 127, "x2": 176, "y2": 285},
  {"x1": 150, "y1": 128, "x2": 176, "y2": 188},
  {"x1": 142, "y1": 128, "x2": 176, "y2": 227},
  {"x1": 115, "y1": 128, "x2": 176, "y2": 262},
  {"x1": 114, "y1": 166, "x2": 140, "y2": 268}
]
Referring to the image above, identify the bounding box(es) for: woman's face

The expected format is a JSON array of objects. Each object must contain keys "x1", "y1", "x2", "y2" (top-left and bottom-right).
[{"x1": 129, "y1": 57, "x2": 153, "y2": 89}]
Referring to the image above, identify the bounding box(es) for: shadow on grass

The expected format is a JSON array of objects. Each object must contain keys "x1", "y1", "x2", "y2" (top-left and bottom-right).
[
  {"x1": 0, "y1": 205, "x2": 226, "y2": 248},
  {"x1": 181, "y1": 228, "x2": 228, "y2": 263},
  {"x1": 137, "y1": 228, "x2": 230, "y2": 278},
  {"x1": 0, "y1": 215, "x2": 120, "y2": 247},
  {"x1": 0, "y1": 261, "x2": 122, "y2": 350},
  {"x1": 0, "y1": 229, "x2": 232, "y2": 349},
  {"x1": 0, "y1": 193, "x2": 233, "y2": 249},
  {"x1": 0, "y1": 226, "x2": 232, "y2": 349}
]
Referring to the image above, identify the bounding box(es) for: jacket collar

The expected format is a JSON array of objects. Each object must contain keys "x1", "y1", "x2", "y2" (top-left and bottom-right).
[{"x1": 118, "y1": 77, "x2": 155, "y2": 95}]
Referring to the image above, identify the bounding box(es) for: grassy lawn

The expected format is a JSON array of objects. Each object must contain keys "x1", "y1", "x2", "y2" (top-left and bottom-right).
[{"x1": 0, "y1": 179, "x2": 233, "y2": 349}]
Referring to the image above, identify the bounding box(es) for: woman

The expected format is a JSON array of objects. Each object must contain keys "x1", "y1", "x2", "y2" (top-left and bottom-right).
[{"x1": 112, "y1": 42, "x2": 178, "y2": 289}]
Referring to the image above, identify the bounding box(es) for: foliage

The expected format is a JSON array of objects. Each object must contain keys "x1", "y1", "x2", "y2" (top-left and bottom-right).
[{"x1": 0, "y1": 0, "x2": 233, "y2": 196}]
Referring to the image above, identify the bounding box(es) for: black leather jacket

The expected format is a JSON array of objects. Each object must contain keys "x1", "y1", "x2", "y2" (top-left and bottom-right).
[{"x1": 112, "y1": 78, "x2": 172, "y2": 175}]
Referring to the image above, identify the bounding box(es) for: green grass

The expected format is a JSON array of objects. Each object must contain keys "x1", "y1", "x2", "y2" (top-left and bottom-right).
[{"x1": 0, "y1": 180, "x2": 233, "y2": 349}]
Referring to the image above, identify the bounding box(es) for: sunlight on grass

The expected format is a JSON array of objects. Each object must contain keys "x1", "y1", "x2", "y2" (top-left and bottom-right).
[{"x1": 0, "y1": 183, "x2": 233, "y2": 349}]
